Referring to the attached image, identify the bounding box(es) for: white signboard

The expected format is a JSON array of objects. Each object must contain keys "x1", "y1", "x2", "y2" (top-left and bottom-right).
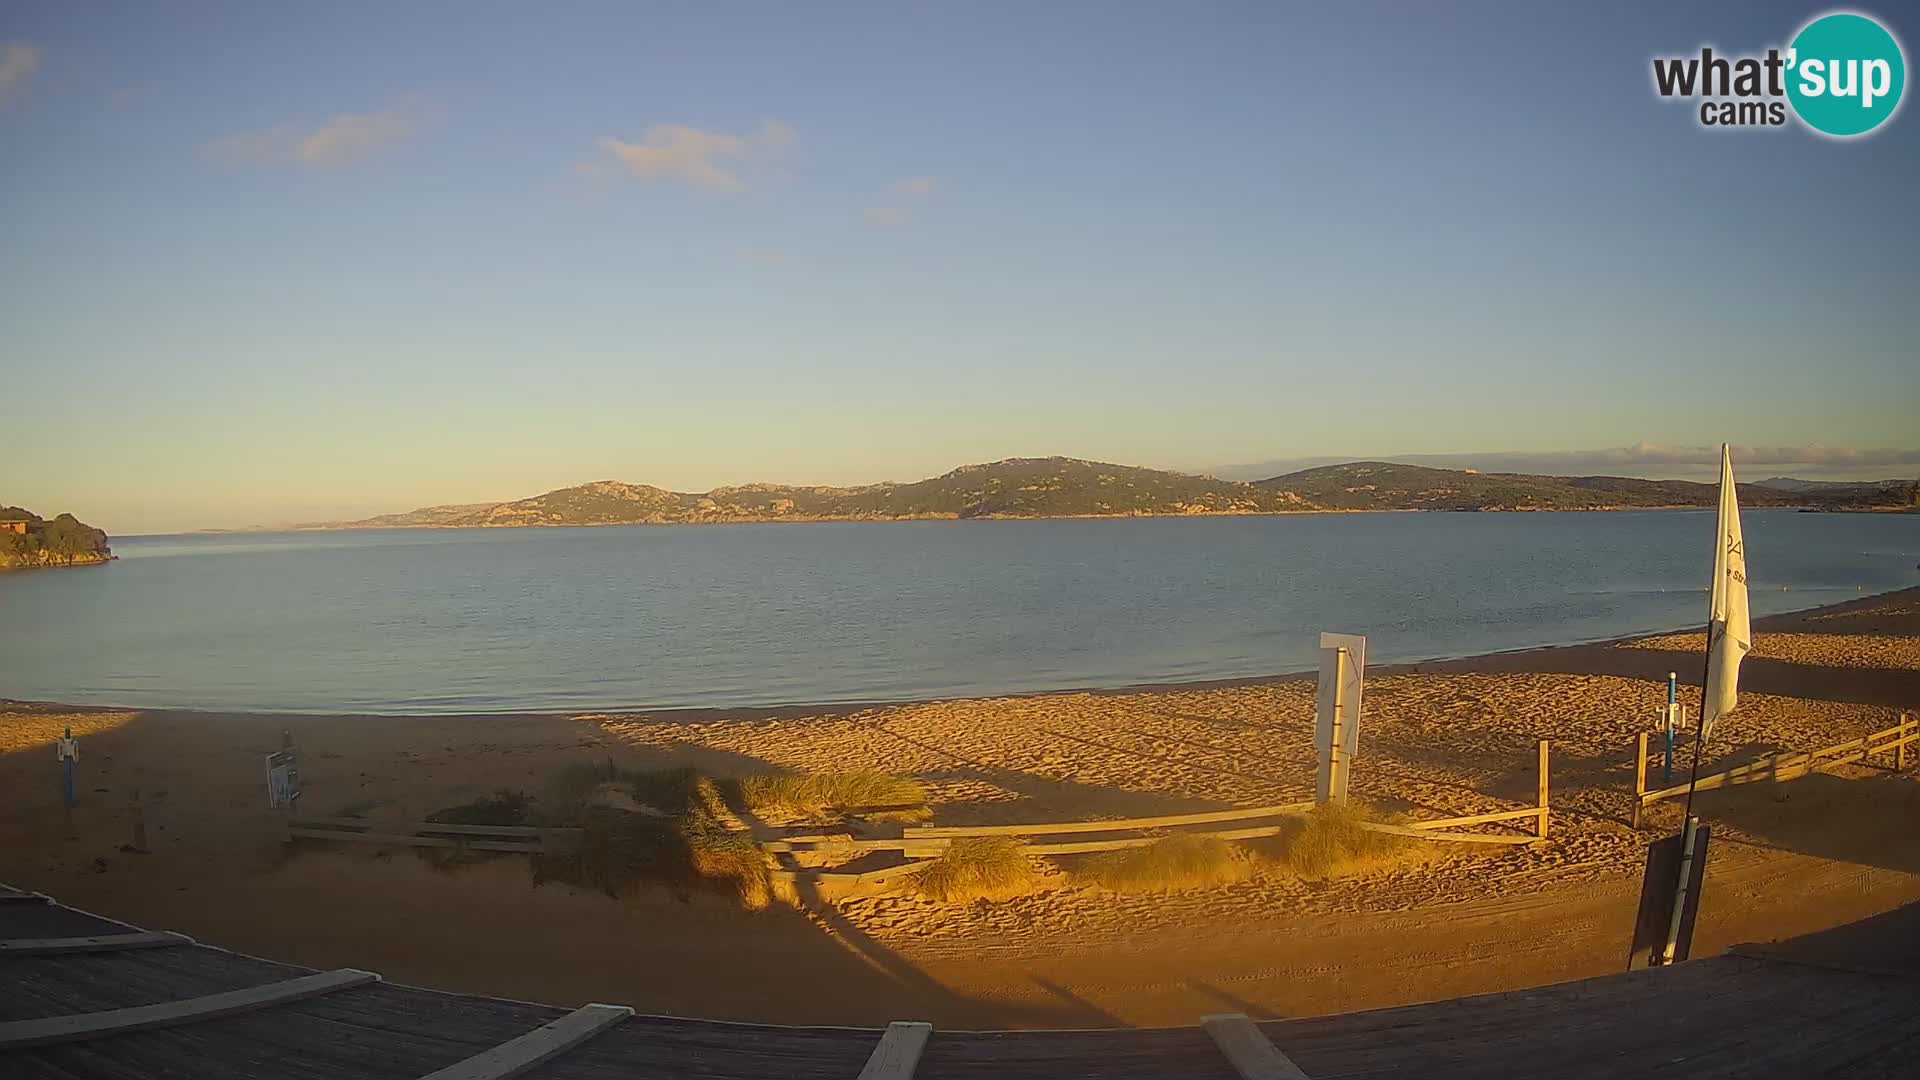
[
  {"x1": 1315, "y1": 632, "x2": 1366, "y2": 803},
  {"x1": 266, "y1": 749, "x2": 301, "y2": 809}
]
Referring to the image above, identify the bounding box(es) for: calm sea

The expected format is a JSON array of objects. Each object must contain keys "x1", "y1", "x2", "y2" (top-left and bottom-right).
[{"x1": 1, "y1": 511, "x2": 1914, "y2": 714}]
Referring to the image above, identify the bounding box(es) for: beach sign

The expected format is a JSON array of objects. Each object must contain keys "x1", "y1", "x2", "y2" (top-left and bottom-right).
[
  {"x1": 266, "y1": 749, "x2": 301, "y2": 809},
  {"x1": 1315, "y1": 632, "x2": 1366, "y2": 803}
]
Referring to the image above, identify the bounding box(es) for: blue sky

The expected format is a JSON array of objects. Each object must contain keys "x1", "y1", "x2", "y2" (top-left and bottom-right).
[{"x1": 2, "y1": 1, "x2": 1916, "y2": 532}]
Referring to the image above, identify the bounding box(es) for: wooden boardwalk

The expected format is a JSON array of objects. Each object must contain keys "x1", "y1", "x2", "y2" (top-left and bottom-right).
[{"x1": 3, "y1": 884, "x2": 1915, "y2": 1078}]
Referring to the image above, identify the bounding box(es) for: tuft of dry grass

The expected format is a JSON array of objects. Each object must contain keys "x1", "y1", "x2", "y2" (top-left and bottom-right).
[
  {"x1": 533, "y1": 806, "x2": 779, "y2": 909},
  {"x1": 1280, "y1": 802, "x2": 1412, "y2": 879},
  {"x1": 914, "y1": 837, "x2": 1036, "y2": 902},
  {"x1": 425, "y1": 789, "x2": 533, "y2": 827},
  {"x1": 738, "y1": 769, "x2": 928, "y2": 822},
  {"x1": 1072, "y1": 834, "x2": 1252, "y2": 892}
]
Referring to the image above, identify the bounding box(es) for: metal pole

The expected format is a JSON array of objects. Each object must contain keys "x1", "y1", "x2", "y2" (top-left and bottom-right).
[
  {"x1": 1660, "y1": 813, "x2": 1700, "y2": 965},
  {"x1": 1664, "y1": 671, "x2": 1677, "y2": 785},
  {"x1": 1330, "y1": 648, "x2": 1348, "y2": 804}
]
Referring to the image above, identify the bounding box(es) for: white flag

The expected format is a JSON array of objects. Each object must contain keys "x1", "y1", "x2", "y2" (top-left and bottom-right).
[{"x1": 1702, "y1": 443, "x2": 1751, "y2": 742}]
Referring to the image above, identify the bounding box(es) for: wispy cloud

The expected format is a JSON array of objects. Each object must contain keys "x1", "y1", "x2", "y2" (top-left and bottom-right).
[
  {"x1": 209, "y1": 98, "x2": 442, "y2": 166},
  {"x1": 0, "y1": 41, "x2": 41, "y2": 104},
  {"x1": 593, "y1": 120, "x2": 794, "y2": 192},
  {"x1": 862, "y1": 176, "x2": 934, "y2": 228}
]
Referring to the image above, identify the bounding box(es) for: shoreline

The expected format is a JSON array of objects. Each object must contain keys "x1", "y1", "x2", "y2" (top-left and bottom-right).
[
  {"x1": 2, "y1": 585, "x2": 1915, "y2": 1026},
  {"x1": 177, "y1": 502, "x2": 1804, "y2": 536},
  {"x1": 9, "y1": 583, "x2": 1916, "y2": 722}
]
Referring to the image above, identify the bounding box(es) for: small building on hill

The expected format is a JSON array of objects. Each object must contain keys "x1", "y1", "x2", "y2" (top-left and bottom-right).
[{"x1": 0, "y1": 519, "x2": 28, "y2": 535}]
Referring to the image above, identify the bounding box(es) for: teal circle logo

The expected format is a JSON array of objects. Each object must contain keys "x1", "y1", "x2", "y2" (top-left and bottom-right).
[{"x1": 1786, "y1": 12, "x2": 1906, "y2": 137}]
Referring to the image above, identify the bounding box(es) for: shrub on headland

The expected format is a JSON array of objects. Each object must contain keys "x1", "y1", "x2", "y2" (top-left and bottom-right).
[{"x1": 0, "y1": 507, "x2": 111, "y2": 569}]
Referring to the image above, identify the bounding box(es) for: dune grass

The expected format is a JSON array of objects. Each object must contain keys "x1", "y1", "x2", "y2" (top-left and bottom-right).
[
  {"x1": 738, "y1": 769, "x2": 928, "y2": 822},
  {"x1": 914, "y1": 836, "x2": 1036, "y2": 902},
  {"x1": 1072, "y1": 833, "x2": 1252, "y2": 892},
  {"x1": 424, "y1": 788, "x2": 534, "y2": 827},
  {"x1": 1279, "y1": 802, "x2": 1413, "y2": 879}
]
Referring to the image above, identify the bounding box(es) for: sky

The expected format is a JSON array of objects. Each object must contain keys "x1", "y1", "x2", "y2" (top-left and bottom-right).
[{"x1": 2, "y1": 1, "x2": 1916, "y2": 534}]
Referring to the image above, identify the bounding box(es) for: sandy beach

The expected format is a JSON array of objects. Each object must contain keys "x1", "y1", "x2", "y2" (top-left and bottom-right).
[{"x1": 2, "y1": 587, "x2": 1917, "y2": 1028}]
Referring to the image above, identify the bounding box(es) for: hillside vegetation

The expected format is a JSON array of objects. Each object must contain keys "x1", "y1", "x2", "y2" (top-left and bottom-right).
[
  {"x1": 298, "y1": 457, "x2": 1915, "y2": 529},
  {"x1": 310, "y1": 458, "x2": 1313, "y2": 528},
  {"x1": 0, "y1": 507, "x2": 112, "y2": 569},
  {"x1": 1254, "y1": 462, "x2": 1918, "y2": 513}
]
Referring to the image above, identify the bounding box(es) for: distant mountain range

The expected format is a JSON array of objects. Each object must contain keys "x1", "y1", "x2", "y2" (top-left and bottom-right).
[{"x1": 290, "y1": 458, "x2": 1918, "y2": 530}]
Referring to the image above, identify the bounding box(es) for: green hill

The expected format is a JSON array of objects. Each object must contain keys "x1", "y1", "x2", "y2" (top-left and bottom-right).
[
  {"x1": 1252, "y1": 462, "x2": 1915, "y2": 512},
  {"x1": 299, "y1": 457, "x2": 1916, "y2": 530},
  {"x1": 0, "y1": 506, "x2": 113, "y2": 569},
  {"x1": 311, "y1": 458, "x2": 1311, "y2": 528}
]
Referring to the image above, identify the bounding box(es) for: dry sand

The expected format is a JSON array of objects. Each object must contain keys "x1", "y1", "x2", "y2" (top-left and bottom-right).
[{"x1": 2, "y1": 587, "x2": 1917, "y2": 1027}]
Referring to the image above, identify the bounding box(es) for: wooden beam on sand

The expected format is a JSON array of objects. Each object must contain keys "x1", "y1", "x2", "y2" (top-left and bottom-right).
[
  {"x1": 1633, "y1": 731, "x2": 1648, "y2": 829},
  {"x1": 856, "y1": 1021, "x2": 932, "y2": 1080},
  {"x1": 414, "y1": 1003, "x2": 633, "y2": 1080},
  {"x1": 1403, "y1": 806, "x2": 1543, "y2": 832},
  {"x1": 903, "y1": 801, "x2": 1316, "y2": 839},
  {"x1": 290, "y1": 818, "x2": 581, "y2": 839},
  {"x1": 0, "y1": 931, "x2": 192, "y2": 956},
  {"x1": 1202, "y1": 1013, "x2": 1312, "y2": 1080},
  {"x1": 1355, "y1": 822, "x2": 1536, "y2": 845},
  {"x1": 0, "y1": 968, "x2": 380, "y2": 1050},
  {"x1": 1538, "y1": 739, "x2": 1551, "y2": 840}
]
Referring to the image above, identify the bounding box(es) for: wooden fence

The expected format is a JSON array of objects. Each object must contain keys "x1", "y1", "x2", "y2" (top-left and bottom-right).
[
  {"x1": 286, "y1": 817, "x2": 582, "y2": 855},
  {"x1": 765, "y1": 741, "x2": 1552, "y2": 892},
  {"x1": 1632, "y1": 713, "x2": 1917, "y2": 827}
]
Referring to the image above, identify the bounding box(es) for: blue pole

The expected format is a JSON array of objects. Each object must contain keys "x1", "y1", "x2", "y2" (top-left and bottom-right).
[
  {"x1": 1664, "y1": 671, "x2": 1677, "y2": 785},
  {"x1": 64, "y1": 757, "x2": 73, "y2": 808}
]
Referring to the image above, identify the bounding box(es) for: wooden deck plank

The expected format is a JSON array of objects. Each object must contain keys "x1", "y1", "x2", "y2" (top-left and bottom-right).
[
  {"x1": 1203, "y1": 1014, "x2": 1312, "y2": 1080},
  {"x1": 0, "y1": 931, "x2": 192, "y2": 956},
  {"x1": 855, "y1": 1021, "x2": 933, "y2": 1080},
  {"x1": 0, "y1": 967, "x2": 380, "y2": 1049},
  {"x1": 415, "y1": 1002, "x2": 632, "y2": 1080}
]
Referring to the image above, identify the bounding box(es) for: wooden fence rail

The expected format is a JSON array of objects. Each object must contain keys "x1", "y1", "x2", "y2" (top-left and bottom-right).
[
  {"x1": 286, "y1": 819, "x2": 583, "y2": 855},
  {"x1": 1632, "y1": 713, "x2": 1916, "y2": 827},
  {"x1": 772, "y1": 741, "x2": 1553, "y2": 890}
]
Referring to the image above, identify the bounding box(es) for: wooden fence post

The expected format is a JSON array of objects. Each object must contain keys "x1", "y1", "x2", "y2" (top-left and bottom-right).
[
  {"x1": 1899, "y1": 712, "x2": 1911, "y2": 772},
  {"x1": 1632, "y1": 732, "x2": 1648, "y2": 830},
  {"x1": 1537, "y1": 740, "x2": 1550, "y2": 840}
]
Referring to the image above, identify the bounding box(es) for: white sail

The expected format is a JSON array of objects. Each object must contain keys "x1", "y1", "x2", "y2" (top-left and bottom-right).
[{"x1": 1702, "y1": 443, "x2": 1751, "y2": 742}]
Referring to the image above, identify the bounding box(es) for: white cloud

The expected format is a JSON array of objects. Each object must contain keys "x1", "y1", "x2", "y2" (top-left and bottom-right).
[
  {"x1": 896, "y1": 176, "x2": 935, "y2": 195},
  {"x1": 0, "y1": 41, "x2": 41, "y2": 104},
  {"x1": 864, "y1": 206, "x2": 909, "y2": 228},
  {"x1": 595, "y1": 120, "x2": 794, "y2": 192},
  {"x1": 209, "y1": 98, "x2": 441, "y2": 166}
]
